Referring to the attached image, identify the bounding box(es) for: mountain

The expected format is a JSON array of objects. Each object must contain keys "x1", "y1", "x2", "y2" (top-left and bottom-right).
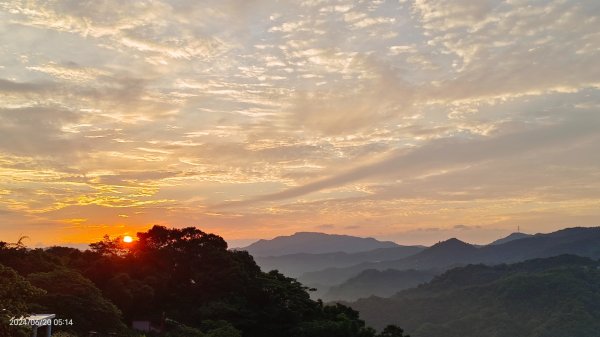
[
  {"x1": 299, "y1": 227, "x2": 600, "y2": 288},
  {"x1": 242, "y1": 232, "x2": 399, "y2": 257},
  {"x1": 254, "y1": 246, "x2": 424, "y2": 277},
  {"x1": 477, "y1": 226, "x2": 600, "y2": 264},
  {"x1": 348, "y1": 255, "x2": 600, "y2": 337},
  {"x1": 299, "y1": 238, "x2": 476, "y2": 286},
  {"x1": 403, "y1": 238, "x2": 479, "y2": 267},
  {"x1": 323, "y1": 269, "x2": 437, "y2": 301},
  {"x1": 488, "y1": 232, "x2": 532, "y2": 245}
]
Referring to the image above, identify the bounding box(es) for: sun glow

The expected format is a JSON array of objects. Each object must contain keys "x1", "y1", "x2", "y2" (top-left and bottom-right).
[{"x1": 123, "y1": 235, "x2": 133, "y2": 243}]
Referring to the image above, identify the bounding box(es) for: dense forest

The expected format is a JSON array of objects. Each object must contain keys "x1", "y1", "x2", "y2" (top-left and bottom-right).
[
  {"x1": 349, "y1": 255, "x2": 600, "y2": 337},
  {"x1": 0, "y1": 226, "x2": 408, "y2": 337}
]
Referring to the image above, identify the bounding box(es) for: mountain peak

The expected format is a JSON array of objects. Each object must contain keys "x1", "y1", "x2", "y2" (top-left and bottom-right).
[
  {"x1": 432, "y1": 238, "x2": 472, "y2": 249},
  {"x1": 291, "y1": 232, "x2": 352, "y2": 238},
  {"x1": 292, "y1": 231, "x2": 324, "y2": 235},
  {"x1": 415, "y1": 238, "x2": 475, "y2": 255},
  {"x1": 419, "y1": 238, "x2": 477, "y2": 257},
  {"x1": 242, "y1": 232, "x2": 399, "y2": 257},
  {"x1": 489, "y1": 232, "x2": 531, "y2": 245}
]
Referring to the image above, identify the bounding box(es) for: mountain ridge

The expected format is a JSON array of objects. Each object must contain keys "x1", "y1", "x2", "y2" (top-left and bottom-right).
[
  {"x1": 253, "y1": 245, "x2": 424, "y2": 277},
  {"x1": 242, "y1": 231, "x2": 399, "y2": 257},
  {"x1": 299, "y1": 226, "x2": 600, "y2": 288},
  {"x1": 323, "y1": 268, "x2": 437, "y2": 301},
  {"x1": 348, "y1": 254, "x2": 600, "y2": 337},
  {"x1": 488, "y1": 232, "x2": 532, "y2": 245}
]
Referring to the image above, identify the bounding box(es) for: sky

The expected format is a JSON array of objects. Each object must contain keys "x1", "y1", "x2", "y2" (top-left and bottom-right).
[{"x1": 0, "y1": 0, "x2": 599, "y2": 248}]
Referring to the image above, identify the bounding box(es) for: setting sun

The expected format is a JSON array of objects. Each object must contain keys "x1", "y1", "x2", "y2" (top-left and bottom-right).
[{"x1": 123, "y1": 235, "x2": 133, "y2": 243}]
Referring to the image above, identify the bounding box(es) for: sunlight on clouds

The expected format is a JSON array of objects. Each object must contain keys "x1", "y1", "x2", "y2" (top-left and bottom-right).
[
  {"x1": 0, "y1": 0, "x2": 599, "y2": 245},
  {"x1": 26, "y1": 62, "x2": 109, "y2": 82}
]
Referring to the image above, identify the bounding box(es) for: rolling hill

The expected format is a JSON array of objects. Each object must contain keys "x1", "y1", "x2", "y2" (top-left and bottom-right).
[
  {"x1": 323, "y1": 268, "x2": 437, "y2": 301},
  {"x1": 253, "y1": 245, "x2": 424, "y2": 277},
  {"x1": 299, "y1": 237, "x2": 478, "y2": 286},
  {"x1": 348, "y1": 254, "x2": 600, "y2": 337}
]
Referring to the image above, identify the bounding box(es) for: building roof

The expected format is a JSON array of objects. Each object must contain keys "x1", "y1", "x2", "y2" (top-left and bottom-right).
[{"x1": 24, "y1": 314, "x2": 55, "y2": 326}]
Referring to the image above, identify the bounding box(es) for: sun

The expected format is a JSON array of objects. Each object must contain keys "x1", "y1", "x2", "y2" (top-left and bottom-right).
[{"x1": 123, "y1": 235, "x2": 133, "y2": 243}]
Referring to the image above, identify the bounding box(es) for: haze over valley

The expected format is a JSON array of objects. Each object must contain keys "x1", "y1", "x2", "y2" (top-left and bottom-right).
[{"x1": 245, "y1": 227, "x2": 600, "y2": 301}]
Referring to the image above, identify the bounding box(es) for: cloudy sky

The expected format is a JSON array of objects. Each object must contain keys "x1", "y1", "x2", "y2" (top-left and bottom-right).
[{"x1": 0, "y1": 0, "x2": 599, "y2": 247}]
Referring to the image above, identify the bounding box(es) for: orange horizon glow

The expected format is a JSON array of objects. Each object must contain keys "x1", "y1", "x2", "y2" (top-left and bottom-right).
[{"x1": 0, "y1": 1, "x2": 599, "y2": 248}]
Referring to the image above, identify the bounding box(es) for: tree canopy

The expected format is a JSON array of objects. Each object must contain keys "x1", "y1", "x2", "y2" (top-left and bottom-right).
[
  {"x1": 350, "y1": 255, "x2": 600, "y2": 337},
  {"x1": 0, "y1": 263, "x2": 45, "y2": 337}
]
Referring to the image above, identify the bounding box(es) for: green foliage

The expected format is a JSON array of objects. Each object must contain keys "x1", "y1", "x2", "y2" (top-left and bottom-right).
[
  {"x1": 351, "y1": 255, "x2": 600, "y2": 337},
  {"x1": 202, "y1": 320, "x2": 242, "y2": 337},
  {"x1": 289, "y1": 303, "x2": 377, "y2": 337},
  {"x1": 27, "y1": 268, "x2": 126, "y2": 335},
  {"x1": 145, "y1": 319, "x2": 242, "y2": 337},
  {"x1": 0, "y1": 244, "x2": 62, "y2": 275},
  {"x1": 103, "y1": 272, "x2": 155, "y2": 321},
  {"x1": 50, "y1": 332, "x2": 78, "y2": 337},
  {"x1": 378, "y1": 325, "x2": 410, "y2": 337},
  {"x1": 0, "y1": 263, "x2": 45, "y2": 337},
  {"x1": 0, "y1": 264, "x2": 44, "y2": 316},
  {"x1": 161, "y1": 319, "x2": 204, "y2": 337}
]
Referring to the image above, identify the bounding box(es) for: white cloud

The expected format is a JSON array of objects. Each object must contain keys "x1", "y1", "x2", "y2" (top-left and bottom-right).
[{"x1": 1, "y1": 0, "x2": 599, "y2": 244}]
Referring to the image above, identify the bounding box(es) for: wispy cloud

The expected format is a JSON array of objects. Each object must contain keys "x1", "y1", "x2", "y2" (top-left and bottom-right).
[
  {"x1": 228, "y1": 112, "x2": 599, "y2": 205},
  {"x1": 0, "y1": 0, "x2": 599, "y2": 245}
]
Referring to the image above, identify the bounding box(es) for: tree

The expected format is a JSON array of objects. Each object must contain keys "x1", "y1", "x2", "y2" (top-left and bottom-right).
[
  {"x1": 378, "y1": 325, "x2": 410, "y2": 337},
  {"x1": 0, "y1": 264, "x2": 45, "y2": 337},
  {"x1": 27, "y1": 269, "x2": 126, "y2": 335},
  {"x1": 201, "y1": 320, "x2": 242, "y2": 337},
  {"x1": 0, "y1": 242, "x2": 61, "y2": 276},
  {"x1": 89, "y1": 235, "x2": 130, "y2": 257},
  {"x1": 103, "y1": 272, "x2": 155, "y2": 322},
  {"x1": 5, "y1": 236, "x2": 29, "y2": 249}
]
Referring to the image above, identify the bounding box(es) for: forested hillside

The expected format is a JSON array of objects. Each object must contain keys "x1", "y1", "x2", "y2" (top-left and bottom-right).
[{"x1": 349, "y1": 255, "x2": 600, "y2": 337}]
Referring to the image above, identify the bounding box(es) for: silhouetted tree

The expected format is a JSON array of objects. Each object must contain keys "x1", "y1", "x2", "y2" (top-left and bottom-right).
[
  {"x1": 378, "y1": 325, "x2": 410, "y2": 337},
  {"x1": 27, "y1": 269, "x2": 125, "y2": 335},
  {"x1": 89, "y1": 235, "x2": 130, "y2": 257},
  {"x1": 0, "y1": 264, "x2": 45, "y2": 337}
]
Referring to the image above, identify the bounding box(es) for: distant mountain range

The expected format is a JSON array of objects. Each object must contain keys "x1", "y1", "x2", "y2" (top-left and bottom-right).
[
  {"x1": 348, "y1": 254, "x2": 600, "y2": 337},
  {"x1": 253, "y1": 246, "x2": 424, "y2": 277},
  {"x1": 241, "y1": 232, "x2": 399, "y2": 256},
  {"x1": 298, "y1": 238, "x2": 482, "y2": 287},
  {"x1": 298, "y1": 227, "x2": 600, "y2": 289},
  {"x1": 241, "y1": 227, "x2": 600, "y2": 302}
]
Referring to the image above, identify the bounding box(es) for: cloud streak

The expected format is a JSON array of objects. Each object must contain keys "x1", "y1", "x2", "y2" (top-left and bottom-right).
[
  {"x1": 1, "y1": 0, "x2": 599, "y2": 245},
  {"x1": 228, "y1": 112, "x2": 599, "y2": 205}
]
